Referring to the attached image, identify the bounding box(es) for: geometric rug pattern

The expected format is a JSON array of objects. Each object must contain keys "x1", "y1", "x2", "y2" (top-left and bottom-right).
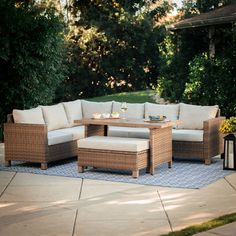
[{"x1": 0, "y1": 157, "x2": 234, "y2": 189}]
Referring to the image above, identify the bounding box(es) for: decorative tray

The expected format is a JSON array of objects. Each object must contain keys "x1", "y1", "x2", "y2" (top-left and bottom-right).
[
  {"x1": 143, "y1": 115, "x2": 168, "y2": 123},
  {"x1": 92, "y1": 117, "x2": 120, "y2": 120},
  {"x1": 144, "y1": 119, "x2": 169, "y2": 123}
]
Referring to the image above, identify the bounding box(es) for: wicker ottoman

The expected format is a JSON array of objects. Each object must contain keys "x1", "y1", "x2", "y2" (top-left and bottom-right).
[{"x1": 77, "y1": 136, "x2": 149, "y2": 178}]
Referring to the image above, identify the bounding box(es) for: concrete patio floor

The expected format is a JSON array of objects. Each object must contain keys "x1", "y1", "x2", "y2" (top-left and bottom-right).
[{"x1": 0, "y1": 143, "x2": 236, "y2": 236}]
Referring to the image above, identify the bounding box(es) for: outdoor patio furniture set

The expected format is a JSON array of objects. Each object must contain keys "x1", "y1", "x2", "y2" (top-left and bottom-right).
[{"x1": 4, "y1": 100, "x2": 224, "y2": 178}]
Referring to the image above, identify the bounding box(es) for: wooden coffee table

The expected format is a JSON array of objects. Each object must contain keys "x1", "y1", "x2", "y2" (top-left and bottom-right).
[{"x1": 75, "y1": 118, "x2": 177, "y2": 175}]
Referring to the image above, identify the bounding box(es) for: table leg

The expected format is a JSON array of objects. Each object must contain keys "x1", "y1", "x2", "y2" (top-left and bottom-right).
[{"x1": 149, "y1": 126, "x2": 172, "y2": 175}]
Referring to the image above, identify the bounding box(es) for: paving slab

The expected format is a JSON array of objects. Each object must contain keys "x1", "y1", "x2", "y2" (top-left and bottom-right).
[
  {"x1": 193, "y1": 232, "x2": 216, "y2": 236},
  {"x1": 10, "y1": 172, "x2": 82, "y2": 186},
  {"x1": 158, "y1": 178, "x2": 236, "y2": 231},
  {"x1": 75, "y1": 182, "x2": 171, "y2": 236},
  {"x1": 0, "y1": 171, "x2": 15, "y2": 186},
  {"x1": 0, "y1": 201, "x2": 76, "y2": 236},
  {"x1": 80, "y1": 179, "x2": 156, "y2": 200},
  {"x1": 78, "y1": 186, "x2": 165, "y2": 221},
  {"x1": 74, "y1": 219, "x2": 171, "y2": 236},
  {"x1": 208, "y1": 222, "x2": 236, "y2": 236},
  {"x1": 0, "y1": 173, "x2": 82, "y2": 202},
  {"x1": 0, "y1": 171, "x2": 15, "y2": 196},
  {"x1": 0, "y1": 185, "x2": 81, "y2": 202},
  {"x1": 194, "y1": 222, "x2": 236, "y2": 236},
  {"x1": 225, "y1": 173, "x2": 236, "y2": 190}
]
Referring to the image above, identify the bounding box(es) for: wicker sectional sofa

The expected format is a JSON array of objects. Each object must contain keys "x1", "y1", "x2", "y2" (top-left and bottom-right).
[{"x1": 4, "y1": 100, "x2": 224, "y2": 169}]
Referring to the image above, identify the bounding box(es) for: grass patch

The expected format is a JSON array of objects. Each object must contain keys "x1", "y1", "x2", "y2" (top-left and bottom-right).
[
  {"x1": 87, "y1": 90, "x2": 154, "y2": 103},
  {"x1": 162, "y1": 212, "x2": 236, "y2": 236}
]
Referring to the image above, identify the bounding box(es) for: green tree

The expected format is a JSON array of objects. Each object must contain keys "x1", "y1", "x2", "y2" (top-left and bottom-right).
[
  {"x1": 56, "y1": 0, "x2": 173, "y2": 100},
  {"x1": 0, "y1": 0, "x2": 67, "y2": 140},
  {"x1": 183, "y1": 52, "x2": 236, "y2": 116},
  {"x1": 158, "y1": 26, "x2": 208, "y2": 102},
  {"x1": 158, "y1": 0, "x2": 236, "y2": 115}
]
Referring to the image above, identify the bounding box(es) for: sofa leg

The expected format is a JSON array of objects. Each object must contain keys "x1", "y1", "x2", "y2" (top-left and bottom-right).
[
  {"x1": 5, "y1": 160, "x2": 11, "y2": 167},
  {"x1": 41, "y1": 163, "x2": 48, "y2": 170},
  {"x1": 205, "y1": 159, "x2": 211, "y2": 165},
  {"x1": 168, "y1": 161, "x2": 172, "y2": 168},
  {"x1": 78, "y1": 166, "x2": 84, "y2": 173},
  {"x1": 132, "y1": 170, "x2": 139, "y2": 178}
]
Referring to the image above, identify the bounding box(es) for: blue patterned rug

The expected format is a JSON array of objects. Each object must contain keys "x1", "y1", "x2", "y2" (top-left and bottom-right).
[{"x1": 0, "y1": 157, "x2": 234, "y2": 189}]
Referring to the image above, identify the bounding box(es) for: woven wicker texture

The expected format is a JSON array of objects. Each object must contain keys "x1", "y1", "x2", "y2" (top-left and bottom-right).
[
  {"x1": 173, "y1": 117, "x2": 225, "y2": 164},
  {"x1": 80, "y1": 119, "x2": 174, "y2": 175},
  {"x1": 78, "y1": 149, "x2": 148, "y2": 178},
  {"x1": 149, "y1": 126, "x2": 172, "y2": 174},
  {"x1": 4, "y1": 115, "x2": 77, "y2": 169},
  {"x1": 85, "y1": 124, "x2": 107, "y2": 137}
]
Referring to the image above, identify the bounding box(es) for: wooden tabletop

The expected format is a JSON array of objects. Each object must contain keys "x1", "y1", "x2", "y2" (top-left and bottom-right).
[{"x1": 75, "y1": 118, "x2": 179, "y2": 129}]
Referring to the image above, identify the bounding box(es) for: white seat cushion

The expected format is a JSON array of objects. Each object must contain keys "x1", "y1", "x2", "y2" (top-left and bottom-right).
[
  {"x1": 57, "y1": 126, "x2": 85, "y2": 140},
  {"x1": 178, "y1": 103, "x2": 218, "y2": 130},
  {"x1": 112, "y1": 102, "x2": 144, "y2": 119},
  {"x1": 78, "y1": 136, "x2": 149, "y2": 152},
  {"x1": 63, "y1": 100, "x2": 82, "y2": 127},
  {"x1": 48, "y1": 130, "x2": 73, "y2": 146},
  {"x1": 13, "y1": 107, "x2": 45, "y2": 124},
  {"x1": 41, "y1": 104, "x2": 69, "y2": 131},
  {"x1": 82, "y1": 100, "x2": 113, "y2": 118},
  {"x1": 108, "y1": 126, "x2": 149, "y2": 139},
  {"x1": 172, "y1": 129, "x2": 203, "y2": 142}
]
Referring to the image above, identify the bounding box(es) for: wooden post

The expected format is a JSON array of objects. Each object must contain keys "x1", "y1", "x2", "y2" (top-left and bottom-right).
[
  {"x1": 176, "y1": 31, "x2": 181, "y2": 53},
  {"x1": 209, "y1": 26, "x2": 215, "y2": 58}
]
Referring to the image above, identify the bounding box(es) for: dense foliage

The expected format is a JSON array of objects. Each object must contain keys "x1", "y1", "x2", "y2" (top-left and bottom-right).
[
  {"x1": 183, "y1": 53, "x2": 236, "y2": 116},
  {"x1": 157, "y1": 27, "x2": 208, "y2": 102},
  {"x1": 0, "y1": 0, "x2": 67, "y2": 139},
  {"x1": 158, "y1": 0, "x2": 236, "y2": 116},
  {"x1": 56, "y1": 0, "x2": 173, "y2": 101}
]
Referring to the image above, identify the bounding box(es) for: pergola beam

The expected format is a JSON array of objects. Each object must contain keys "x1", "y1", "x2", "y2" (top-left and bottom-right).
[{"x1": 167, "y1": 4, "x2": 236, "y2": 31}]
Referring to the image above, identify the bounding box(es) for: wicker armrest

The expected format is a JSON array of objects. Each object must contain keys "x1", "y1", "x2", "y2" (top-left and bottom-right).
[
  {"x1": 4, "y1": 123, "x2": 48, "y2": 146},
  {"x1": 203, "y1": 117, "x2": 225, "y2": 136},
  {"x1": 203, "y1": 116, "x2": 225, "y2": 158},
  {"x1": 4, "y1": 123, "x2": 49, "y2": 165}
]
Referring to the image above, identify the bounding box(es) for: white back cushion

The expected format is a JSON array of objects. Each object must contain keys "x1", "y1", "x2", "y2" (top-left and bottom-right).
[
  {"x1": 13, "y1": 107, "x2": 45, "y2": 124},
  {"x1": 108, "y1": 126, "x2": 149, "y2": 139},
  {"x1": 112, "y1": 102, "x2": 144, "y2": 119},
  {"x1": 178, "y1": 103, "x2": 218, "y2": 130},
  {"x1": 41, "y1": 104, "x2": 69, "y2": 131},
  {"x1": 145, "y1": 102, "x2": 179, "y2": 121},
  {"x1": 81, "y1": 100, "x2": 113, "y2": 118},
  {"x1": 63, "y1": 100, "x2": 82, "y2": 126}
]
